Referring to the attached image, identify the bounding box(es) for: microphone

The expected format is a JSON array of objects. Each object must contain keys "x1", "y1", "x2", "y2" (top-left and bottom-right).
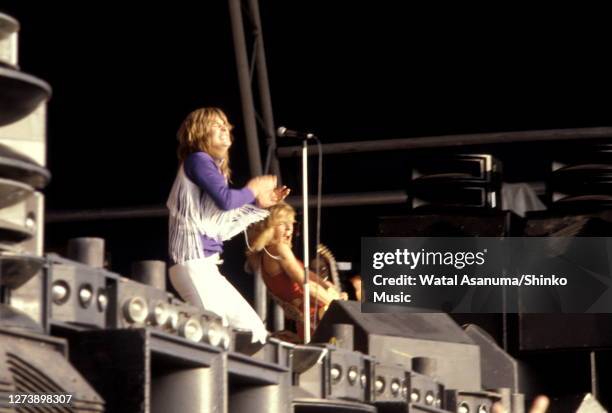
[{"x1": 277, "y1": 126, "x2": 316, "y2": 139}]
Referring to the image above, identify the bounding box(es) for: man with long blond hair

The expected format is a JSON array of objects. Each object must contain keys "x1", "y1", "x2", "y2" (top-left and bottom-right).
[{"x1": 167, "y1": 107, "x2": 289, "y2": 344}]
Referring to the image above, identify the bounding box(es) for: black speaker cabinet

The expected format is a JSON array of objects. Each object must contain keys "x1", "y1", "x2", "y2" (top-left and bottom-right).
[
  {"x1": 107, "y1": 276, "x2": 171, "y2": 330},
  {"x1": 407, "y1": 371, "x2": 446, "y2": 411},
  {"x1": 549, "y1": 143, "x2": 612, "y2": 211},
  {"x1": 378, "y1": 210, "x2": 522, "y2": 237},
  {"x1": 410, "y1": 154, "x2": 502, "y2": 210},
  {"x1": 377, "y1": 211, "x2": 522, "y2": 347},
  {"x1": 47, "y1": 255, "x2": 112, "y2": 329},
  {"x1": 371, "y1": 362, "x2": 408, "y2": 404},
  {"x1": 108, "y1": 278, "x2": 232, "y2": 350},
  {"x1": 64, "y1": 328, "x2": 226, "y2": 413},
  {"x1": 313, "y1": 301, "x2": 483, "y2": 393},
  {"x1": 445, "y1": 389, "x2": 500, "y2": 413},
  {"x1": 0, "y1": 327, "x2": 104, "y2": 411},
  {"x1": 293, "y1": 343, "x2": 372, "y2": 403}
]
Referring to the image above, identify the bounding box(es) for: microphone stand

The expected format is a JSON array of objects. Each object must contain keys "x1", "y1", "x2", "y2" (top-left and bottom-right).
[
  {"x1": 301, "y1": 138, "x2": 311, "y2": 343},
  {"x1": 277, "y1": 127, "x2": 316, "y2": 344}
]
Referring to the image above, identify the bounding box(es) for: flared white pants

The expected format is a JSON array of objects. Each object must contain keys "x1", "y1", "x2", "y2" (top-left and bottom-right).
[{"x1": 169, "y1": 254, "x2": 268, "y2": 343}]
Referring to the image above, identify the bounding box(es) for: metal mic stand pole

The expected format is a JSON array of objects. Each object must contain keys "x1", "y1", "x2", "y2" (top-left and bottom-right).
[{"x1": 301, "y1": 138, "x2": 311, "y2": 343}]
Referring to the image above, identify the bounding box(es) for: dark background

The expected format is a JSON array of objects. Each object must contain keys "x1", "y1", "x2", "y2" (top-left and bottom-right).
[{"x1": 2, "y1": 3, "x2": 611, "y2": 297}]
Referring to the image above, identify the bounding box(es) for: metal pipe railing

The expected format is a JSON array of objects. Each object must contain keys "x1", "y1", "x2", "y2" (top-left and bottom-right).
[
  {"x1": 45, "y1": 191, "x2": 411, "y2": 223},
  {"x1": 277, "y1": 127, "x2": 612, "y2": 158}
]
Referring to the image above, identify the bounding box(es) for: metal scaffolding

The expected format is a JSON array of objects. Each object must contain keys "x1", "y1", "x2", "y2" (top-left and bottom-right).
[{"x1": 228, "y1": 0, "x2": 283, "y2": 330}]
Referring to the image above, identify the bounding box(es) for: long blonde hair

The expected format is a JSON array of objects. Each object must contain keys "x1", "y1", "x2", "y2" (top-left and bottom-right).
[
  {"x1": 247, "y1": 202, "x2": 296, "y2": 254},
  {"x1": 176, "y1": 107, "x2": 233, "y2": 179}
]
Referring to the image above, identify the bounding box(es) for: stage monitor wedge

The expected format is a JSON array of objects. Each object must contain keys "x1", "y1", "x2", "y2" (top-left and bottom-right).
[{"x1": 312, "y1": 301, "x2": 483, "y2": 392}]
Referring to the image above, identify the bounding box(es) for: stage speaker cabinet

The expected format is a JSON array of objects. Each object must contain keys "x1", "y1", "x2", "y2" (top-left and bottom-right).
[
  {"x1": 522, "y1": 211, "x2": 612, "y2": 351},
  {"x1": 378, "y1": 210, "x2": 522, "y2": 237},
  {"x1": 293, "y1": 344, "x2": 372, "y2": 403},
  {"x1": 463, "y1": 324, "x2": 520, "y2": 394},
  {"x1": 64, "y1": 328, "x2": 226, "y2": 413},
  {"x1": 412, "y1": 154, "x2": 501, "y2": 185},
  {"x1": 168, "y1": 296, "x2": 231, "y2": 350},
  {"x1": 106, "y1": 276, "x2": 232, "y2": 350},
  {"x1": 0, "y1": 103, "x2": 46, "y2": 167},
  {"x1": 411, "y1": 186, "x2": 501, "y2": 210},
  {"x1": 548, "y1": 143, "x2": 612, "y2": 211},
  {"x1": 0, "y1": 190, "x2": 44, "y2": 255},
  {"x1": 0, "y1": 12, "x2": 50, "y2": 333},
  {"x1": 329, "y1": 345, "x2": 372, "y2": 402},
  {"x1": 0, "y1": 327, "x2": 105, "y2": 411},
  {"x1": 108, "y1": 275, "x2": 173, "y2": 330},
  {"x1": 0, "y1": 13, "x2": 48, "y2": 256},
  {"x1": 406, "y1": 371, "x2": 446, "y2": 411},
  {"x1": 0, "y1": 101, "x2": 49, "y2": 193},
  {"x1": 0, "y1": 11, "x2": 51, "y2": 128},
  {"x1": 1, "y1": 189, "x2": 46, "y2": 331},
  {"x1": 313, "y1": 301, "x2": 484, "y2": 393},
  {"x1": 47, "y1": 255, "x2": 111, "y2": 329},
  {"x1": 409, "y1": 154, "x2": 502, "y2": 210},
  {"x1": 445, "y1": 389, "x2": 501, "y2": 413},
  {"x1": 371, "y1": 362, "x2": 408, "y2": 404},
  {"x1": 2, "y1": 191, "x2": 46, "y2": 327},
  {"x1": 227, "y1": 339, "x2": 292, "y2": 413},
  {"x1": 0, "y1": 13, "x2": 19, "y2": 68}
]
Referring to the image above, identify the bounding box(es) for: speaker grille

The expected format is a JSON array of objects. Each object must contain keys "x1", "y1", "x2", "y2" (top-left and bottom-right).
[{"x1": 7, "y1": 352, "x2": 72, "y2": 412}]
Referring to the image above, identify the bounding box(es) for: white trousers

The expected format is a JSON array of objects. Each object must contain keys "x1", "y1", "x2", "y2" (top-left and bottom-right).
[{"x1": 169, "y1": 255, "x2": 268, "y2": 344}]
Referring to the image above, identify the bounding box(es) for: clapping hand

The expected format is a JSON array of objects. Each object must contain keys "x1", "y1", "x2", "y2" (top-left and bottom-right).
[
  {"x1": 247, "y1": 175, "x2": 277, "y2": 197},
  {"x1": 273, "y1": 185, "x2": 290, "y2": 202},
  {"x1": 257, "y1": 185, "x2": 290, "y2": 208}
]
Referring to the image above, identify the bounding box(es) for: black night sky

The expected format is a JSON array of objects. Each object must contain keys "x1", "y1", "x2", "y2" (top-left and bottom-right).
[{"x1": 2, "y1": 3, "x2": 612, "y2": 294}]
